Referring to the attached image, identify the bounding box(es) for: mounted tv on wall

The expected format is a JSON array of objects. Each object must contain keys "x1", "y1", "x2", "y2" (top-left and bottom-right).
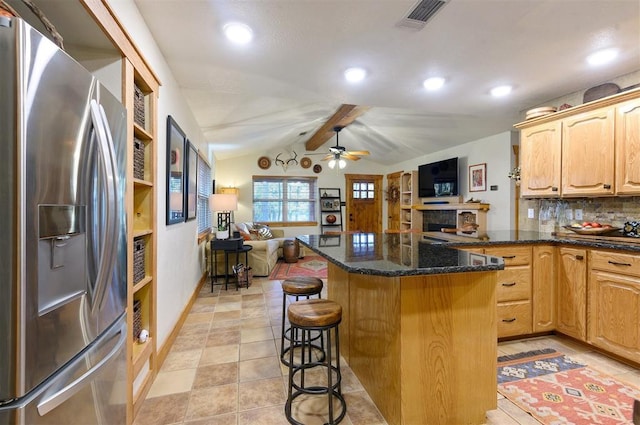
[{"x1": 418, "y1": 157, "x2": 459, "y2": 197}]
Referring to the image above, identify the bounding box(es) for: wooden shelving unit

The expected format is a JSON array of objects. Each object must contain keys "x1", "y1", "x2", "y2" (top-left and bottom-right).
[
  {"x1": 125, "y1": 64, "x2": 159, "y2": 420},
  {"x1": 319, "y1": 188, "x2": 343, "y2": 234}
]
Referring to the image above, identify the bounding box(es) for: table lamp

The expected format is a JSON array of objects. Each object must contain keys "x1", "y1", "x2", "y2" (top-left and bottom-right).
[{"x1": 209, "y1": 193, "x2": 238, "y2": 239}]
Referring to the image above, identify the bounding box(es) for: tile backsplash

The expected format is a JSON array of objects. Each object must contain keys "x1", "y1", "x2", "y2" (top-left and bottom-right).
[{"x1": 519, "y1": 197, "x2": 640, "y2": 233}]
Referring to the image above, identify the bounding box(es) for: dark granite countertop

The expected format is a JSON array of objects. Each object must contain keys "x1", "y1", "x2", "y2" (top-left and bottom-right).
[
  {"x1": 296, "y1": 233, "x2": 504, "y2": 277},
  {"x1": 297, "y1": 230, "x2": 640, "y2": 277}
]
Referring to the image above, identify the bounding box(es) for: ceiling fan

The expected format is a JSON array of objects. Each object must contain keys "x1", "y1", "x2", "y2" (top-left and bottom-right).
[{"x1": 321, "y1": 126, "x2": 370, "y2": 169}]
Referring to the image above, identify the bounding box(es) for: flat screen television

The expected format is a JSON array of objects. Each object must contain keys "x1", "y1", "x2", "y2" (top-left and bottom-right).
[{"x1": 418, "y1": 157, "x2": 459, "y2": 197}]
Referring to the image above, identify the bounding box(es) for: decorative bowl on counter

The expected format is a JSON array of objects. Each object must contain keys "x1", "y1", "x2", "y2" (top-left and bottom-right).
[{"x1": 563, "y1": 225, "x2": 621, "y2": 235}]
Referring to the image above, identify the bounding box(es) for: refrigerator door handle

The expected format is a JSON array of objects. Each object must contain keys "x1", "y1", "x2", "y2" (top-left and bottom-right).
[
  {"x1": 88, "y1": 100, "x2": 119, "y2": 313},
  {"x1": 35, "y1": 320, "x2": 126, "y2": 416}
]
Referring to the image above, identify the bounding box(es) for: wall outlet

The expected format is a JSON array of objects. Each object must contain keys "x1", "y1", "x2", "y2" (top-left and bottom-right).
[
  {"x1": 575, "y1": 209, "x2": 583, "y2": 220},
  {"x1": 528, "y1": 208, "x2": 535, "y2": 219},
  {"x1": 566, "y1": 209, "x2": 573, "y2": 221}
]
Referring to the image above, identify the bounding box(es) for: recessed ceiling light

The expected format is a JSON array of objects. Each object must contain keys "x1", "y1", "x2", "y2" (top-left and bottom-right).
[
  {"x1": 423, "y1": 77, "x2": 445, "y2": 91},
  {"x1": 223, "y1": 22, "x2": 253, "y2": 44},
  {"x1": 491, "y1": 85, "x2": 512, "y2": 97},
  {"x1": 587, "y1": 48, "x2": 618, "y2": 66},
  {"x1": 344, "y1": 67, "x2": 366, "y2": 83}
]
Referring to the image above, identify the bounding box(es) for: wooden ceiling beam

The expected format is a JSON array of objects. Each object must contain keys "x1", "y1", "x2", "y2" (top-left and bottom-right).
[{"x1": 305, "y1": 104, "x2": 370, "y2": 151}]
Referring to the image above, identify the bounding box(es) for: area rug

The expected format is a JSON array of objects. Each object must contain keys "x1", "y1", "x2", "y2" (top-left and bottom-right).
[
  {"x1": 269, "y1": 255, "x2": 328, "y2": 280},
  {"x1": 497, "y1": 348, "x2": 640, "y2": 424}
]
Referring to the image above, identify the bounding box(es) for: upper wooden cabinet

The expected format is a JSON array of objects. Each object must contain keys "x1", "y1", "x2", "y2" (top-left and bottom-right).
[
  {"x1": 615, "y1": 98, "x2": 640, "y2": 195},
  {"x1": 515, "y1": 88, "x2": 640, "y2": 198},
  {"x1": 520, "y1": 121, "x2": 562, "y2": 197},
  {"x1": 562, "y1": 107, "x2": 615, "y2": 196}
]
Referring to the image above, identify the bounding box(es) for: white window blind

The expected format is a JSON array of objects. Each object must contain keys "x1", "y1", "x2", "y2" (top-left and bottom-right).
[
  {"x1": 252, "y1": 176, "x2": 317, "y2": 224},
  {"x1": 197, "y1": 154, "x2": 212, "y2": 233}
]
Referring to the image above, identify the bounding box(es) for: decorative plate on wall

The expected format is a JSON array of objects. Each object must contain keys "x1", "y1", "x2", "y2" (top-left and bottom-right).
[
  {"x1": 313, "y1": 164, "x2": 322, "y2": 174},
  {"x1": 300, "y1": 157, "x2": 312, "y2": 169},
  {"x1": 258, "y1": 156, "x2": 271, "y2": 170}
]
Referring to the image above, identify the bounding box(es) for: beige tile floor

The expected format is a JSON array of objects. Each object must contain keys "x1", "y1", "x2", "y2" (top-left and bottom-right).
[{"x1": 135, "y1": 276, "x2": 640, "y2": 425}]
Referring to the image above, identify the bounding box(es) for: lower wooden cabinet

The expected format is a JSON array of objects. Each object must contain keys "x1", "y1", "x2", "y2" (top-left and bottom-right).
[
  {"x1": 589, "y1": 250, "x2": 640, "y2": 363},
  {"x1": 485, "y1": 246, "x2": 532, "y2": 338},
  {"x1": 497, "y1": 301, "x2": 532, "y2": 337},
  {"x1": 532, "y1": 245, "x2": 555, "y2": 332},
  {"x1": 556, "y1": 247, "x2": 587, "y2": 341}
]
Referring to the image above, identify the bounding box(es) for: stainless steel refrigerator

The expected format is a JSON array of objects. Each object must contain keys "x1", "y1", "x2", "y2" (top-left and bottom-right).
[{"x1": 0, "y1": 16, "x2": 127, "y2": 424}]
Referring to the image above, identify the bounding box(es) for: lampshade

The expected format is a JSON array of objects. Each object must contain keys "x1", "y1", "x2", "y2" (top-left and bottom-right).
[{"x1": 209, "y1": 193, "x2": 238, "y2": 212}]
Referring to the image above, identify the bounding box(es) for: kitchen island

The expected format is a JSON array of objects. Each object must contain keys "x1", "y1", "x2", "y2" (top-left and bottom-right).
[{"x1": 297, "y1": 233, "x2": 504, "y2": 425}]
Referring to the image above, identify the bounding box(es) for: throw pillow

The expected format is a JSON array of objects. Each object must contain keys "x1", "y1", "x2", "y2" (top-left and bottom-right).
[
  {"x1": 238, "y1": 230, "x2": 252, "y2": 241},
  {"x1": 253, "y1": 224, "x2": 273, "y2": 240}
]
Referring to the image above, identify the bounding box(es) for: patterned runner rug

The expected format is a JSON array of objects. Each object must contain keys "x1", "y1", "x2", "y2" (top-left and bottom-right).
[
  {"x1": 269, "y1": 255, "x2": 328, "y2": 280},
  {"x1": 497, "y1": 348, "x2": 640, "y2": 424}
]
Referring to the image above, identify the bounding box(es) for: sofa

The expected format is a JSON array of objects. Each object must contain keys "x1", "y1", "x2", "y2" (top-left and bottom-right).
[{"x1": 208, "y1": 223, "x2": 304, "y2": 277}]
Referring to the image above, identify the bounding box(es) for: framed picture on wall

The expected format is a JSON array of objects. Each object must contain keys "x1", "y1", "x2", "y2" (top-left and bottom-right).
[
  {"x1": 469, "y1": 163, "x2": 487, "y2": 192},
  {"x1": 166, "y1": 116, "x2": 185, "y2": 225},
  {"x1": 185, "y1": 140, "x2": 198, "y2": 221}
]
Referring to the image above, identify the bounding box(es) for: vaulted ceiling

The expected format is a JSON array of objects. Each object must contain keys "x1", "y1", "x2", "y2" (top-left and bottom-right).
[{"x1": 40, "y1": 0, "x2": 640, "y2": 166}]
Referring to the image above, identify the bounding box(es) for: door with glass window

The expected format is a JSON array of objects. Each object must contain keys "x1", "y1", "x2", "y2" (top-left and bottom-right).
[{"x1": 344, "y1": 174, "x2": 383, "y2": 233}]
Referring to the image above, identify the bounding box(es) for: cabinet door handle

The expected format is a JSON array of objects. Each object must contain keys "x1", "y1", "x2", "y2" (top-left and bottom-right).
[
  {"x1": 501, "y1": 282, "x2": 516, "y2": 287},
  {"x1": 502, "y1": 255, "x2": 516, "y2": 259},
  {"x1": 552, "y1": 187, "x2": 558, "y2": 192},
  {"x1": 502, "y1": 318, "x2": 516, "y2": 323},
  {"x1": 603, "y1": 184, "x2": 611, "y2": 189},
  {"x1": 608, "y1": 260, "x2": 632, "y2": 267},
  {"x1": 575, "y1": 255, "x2": 584, "y2": 260}
]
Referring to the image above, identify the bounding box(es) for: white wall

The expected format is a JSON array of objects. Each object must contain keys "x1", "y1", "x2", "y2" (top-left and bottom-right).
[
  {"x1": 216, "y1": 149, "x2": 376, "y2": 237},
  {"x1": 388, "y1": 131, "x2": 516, "y2": 231},
  {"x1": 216, "y1": 131, "x2": 515, "y2": 233},
  {"x1": 109, "y1": 1, "x2": 209, "y2": 350}
]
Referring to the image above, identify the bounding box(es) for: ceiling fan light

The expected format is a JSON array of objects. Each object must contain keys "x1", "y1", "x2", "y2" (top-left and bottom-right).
[
  {"x1": 423, "y1": 77, "x2": 445, "y2": 91},
  {"x1": 223, "y1": 22, "x2": 253, "y2": 44},
  {"x1": 328, "y1": 159, "x2": 337, "y2": 169},
  {"x1": 338, "y1": 159, "x2": 347, "y2": 169},
  {"x1": 344, "y1": 67, "x2": 366, "y2": 83}
]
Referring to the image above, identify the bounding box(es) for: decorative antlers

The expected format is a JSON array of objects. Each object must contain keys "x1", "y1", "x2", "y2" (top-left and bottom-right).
[{"x1": 275, "y1": 151, "x2": 298, "y2": 171}]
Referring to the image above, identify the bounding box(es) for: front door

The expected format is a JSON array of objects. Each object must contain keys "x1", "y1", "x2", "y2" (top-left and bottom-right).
[{"x1": 344, "y1": 174, "x2": 383, "y2": 233}]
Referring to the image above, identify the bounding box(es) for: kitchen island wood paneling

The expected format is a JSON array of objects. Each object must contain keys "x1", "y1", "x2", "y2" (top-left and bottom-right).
[{"x1": 301, "y1": 234, "x2": 502, "y2": 425}]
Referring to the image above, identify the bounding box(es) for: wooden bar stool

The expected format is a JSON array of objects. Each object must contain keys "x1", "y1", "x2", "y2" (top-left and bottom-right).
[
  {"x1": 284, "y1": 299, "x2": 346, "y2": 425},
  {"x1": 280, "y1": 277, "x2": 324, "y2": 367}
]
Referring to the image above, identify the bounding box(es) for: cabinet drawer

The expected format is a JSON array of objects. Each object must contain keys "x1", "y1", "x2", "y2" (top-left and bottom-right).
[
  {"x1": 484, "y1": 246, "x2": 531, "y2": 266},
  {"x1": 497, "y1": 301, "x2": 532, "y2": 338},
  {"x1": 590, "y1": 250, "x2": 640, "y2": 277},
  {"x1": 496, "y1": 267, "x2": 531, "y2": 302}
]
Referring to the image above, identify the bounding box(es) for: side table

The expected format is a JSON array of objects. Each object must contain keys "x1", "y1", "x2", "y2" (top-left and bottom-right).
[{"x1": 210, "y1": 242, "x2": 253, "y2": 291}]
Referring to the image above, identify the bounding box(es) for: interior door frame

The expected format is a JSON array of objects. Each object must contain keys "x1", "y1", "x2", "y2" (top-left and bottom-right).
[{"x1": 344, "y1": 173, "x2": 383, "y2": 233}]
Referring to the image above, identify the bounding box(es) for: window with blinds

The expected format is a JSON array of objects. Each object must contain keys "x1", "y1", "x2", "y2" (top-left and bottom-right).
[
  {"x1": 197, "y1": 154, "x2": 212, "y2": 233},
  {"x1": 252, "y1": 176, "x2": 317, "y2": 226}
]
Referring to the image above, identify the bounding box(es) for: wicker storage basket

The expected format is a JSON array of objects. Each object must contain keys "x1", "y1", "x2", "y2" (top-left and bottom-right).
[
  {"x1": 133, "y1": 299, "x2": 142, "y2": 339},
  {"x1": 133, "y1": 237, "x2": 145, "y2": 283},
  {"x1": 134, "y1": 84, "x2": 145, "y2": 127},
  {"x1": 133, "y1": 138, "x2": 145, "y2": 180}
]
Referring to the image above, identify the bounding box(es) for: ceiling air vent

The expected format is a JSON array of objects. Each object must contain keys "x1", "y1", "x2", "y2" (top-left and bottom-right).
[{"x1": 397, "y1": 0, "x2": 448, "y2": 30}]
